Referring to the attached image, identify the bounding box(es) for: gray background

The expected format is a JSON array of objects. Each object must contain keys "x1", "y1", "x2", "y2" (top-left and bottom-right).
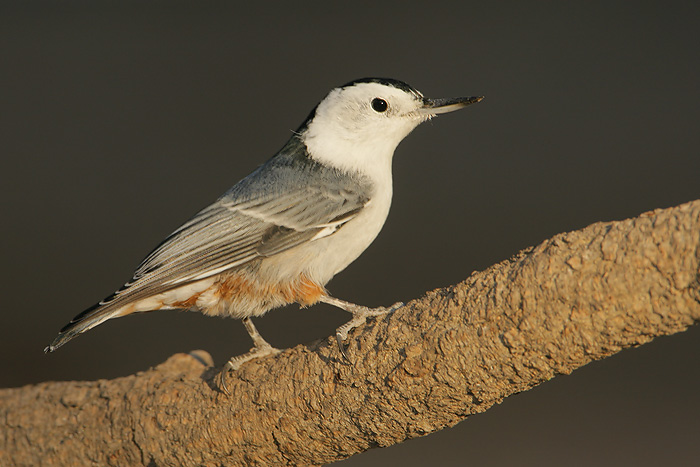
[{"x1": 2, "y1": 2, "x2": 699, "y2": 465}]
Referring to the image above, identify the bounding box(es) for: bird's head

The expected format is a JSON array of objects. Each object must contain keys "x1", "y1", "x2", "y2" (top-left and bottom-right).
[{"x1": 302, "y1": 78, "x2": 482, "y2": 177}]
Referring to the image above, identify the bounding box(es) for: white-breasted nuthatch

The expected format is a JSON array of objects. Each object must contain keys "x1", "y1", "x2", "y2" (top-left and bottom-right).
[{"x1": 45, "y1": 78, "x2": 482, "y2": 391}]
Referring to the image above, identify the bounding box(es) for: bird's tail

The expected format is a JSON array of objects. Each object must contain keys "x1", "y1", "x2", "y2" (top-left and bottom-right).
[{"x1": 44, "y1": 299, "x2": 128, "y2": 353}]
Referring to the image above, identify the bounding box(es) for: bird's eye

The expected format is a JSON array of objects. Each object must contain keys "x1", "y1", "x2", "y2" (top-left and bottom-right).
[{"x1": 371, "y1": 98, "x2": 388, "y2": 113}]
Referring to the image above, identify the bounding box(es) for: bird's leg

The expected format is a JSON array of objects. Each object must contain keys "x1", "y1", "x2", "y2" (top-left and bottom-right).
[
  {"x1": 320, "y1": 295, "x2": 404, "y2": 362},
  {"x1": 217, "y1": 317, "x2": 280, "y2": 394}
]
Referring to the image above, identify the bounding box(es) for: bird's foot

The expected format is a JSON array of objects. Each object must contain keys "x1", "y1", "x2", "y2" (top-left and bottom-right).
[
  {"x1": 320, "y1": 296, "x2": 403, "y2": 362},
  {"x1": 216, "y1": 343, "x2": 281, "y2": 395},
  {"x1": 216, "y1": 317, "x2": 280, "y2": 395}
]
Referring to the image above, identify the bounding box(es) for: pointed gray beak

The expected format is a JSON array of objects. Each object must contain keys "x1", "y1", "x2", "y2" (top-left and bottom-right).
[{"x1": 419, "y1": 95, "x2": 484, "y2": 115}]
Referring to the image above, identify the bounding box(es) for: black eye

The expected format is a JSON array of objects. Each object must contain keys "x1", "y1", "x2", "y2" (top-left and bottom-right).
[{"x1": 371, "y1": 98, "x2": 388, "y2": 112}]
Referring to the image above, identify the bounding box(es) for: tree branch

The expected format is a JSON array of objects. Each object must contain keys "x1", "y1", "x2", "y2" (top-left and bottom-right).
[{"x1": 3, "y1": 200, "x2": 700, "y2": 467}]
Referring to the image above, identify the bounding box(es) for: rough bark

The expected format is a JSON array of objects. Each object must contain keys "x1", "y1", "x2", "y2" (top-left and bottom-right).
[{"x1": 2, "y1": 200, "x2": 700, "y2": 467}]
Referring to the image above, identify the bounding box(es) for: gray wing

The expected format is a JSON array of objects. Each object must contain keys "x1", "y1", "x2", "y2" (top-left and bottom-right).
[
  {"x1": 130, "y1": 184, "x2": 366, "y2": 288},
  {"x1": 101, "y1": 140, "x2": 374, "y2": 309}
]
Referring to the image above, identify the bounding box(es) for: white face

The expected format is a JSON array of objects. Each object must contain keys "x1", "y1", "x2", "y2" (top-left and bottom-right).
[{"x1": 303, "y1": 82, "x2": 431, "y2": 178}]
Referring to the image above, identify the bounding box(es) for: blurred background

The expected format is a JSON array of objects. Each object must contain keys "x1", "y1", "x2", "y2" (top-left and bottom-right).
[{"x1": 2, "y1": 1, "x2": 699, "y2": 465}]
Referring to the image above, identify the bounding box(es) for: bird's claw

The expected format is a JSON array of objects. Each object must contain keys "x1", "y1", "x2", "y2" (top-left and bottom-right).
[
  {"x1": 336, "y1": 333, "x2": 351, "y2": 363},
  {"x1": 217, "y1": 361, "x2": 235, "y2": 395}
]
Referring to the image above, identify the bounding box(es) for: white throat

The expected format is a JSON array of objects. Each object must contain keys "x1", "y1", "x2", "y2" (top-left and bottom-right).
[{"x1": 302, "y1": 120, "x2": 398, "y2": 182}]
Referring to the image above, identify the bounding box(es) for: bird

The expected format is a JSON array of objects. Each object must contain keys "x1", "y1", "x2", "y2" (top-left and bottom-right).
[{"x1": 45, "y1": 77, "x2": 482, "y2": 392}]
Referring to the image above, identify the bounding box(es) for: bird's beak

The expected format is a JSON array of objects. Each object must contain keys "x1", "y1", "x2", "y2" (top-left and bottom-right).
[{"x1": 419, "y1": 96, "x2": 484, "y2": 115}]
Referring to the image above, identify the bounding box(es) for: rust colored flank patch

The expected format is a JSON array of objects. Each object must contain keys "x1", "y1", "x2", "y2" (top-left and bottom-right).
[{"x1": 211, "y1": 272, "x2": 325, "y2": 307}]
